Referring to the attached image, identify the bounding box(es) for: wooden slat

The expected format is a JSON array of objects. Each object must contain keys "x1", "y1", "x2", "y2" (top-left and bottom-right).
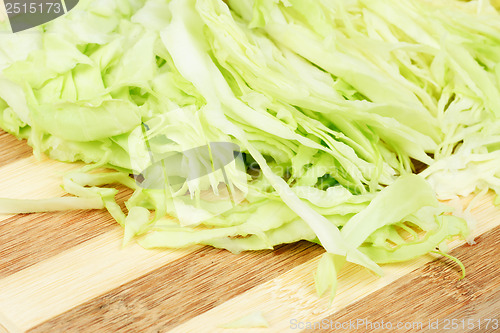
[
  {"x1": 0, "y1": 130, "x2": 32, "y2": 168},
  {"x1": 28, "y1": 242, "x2": 323, "y2": 333},
  {"x1": 158, "y1": 193, "x2": 500, "y2": 333},
  {"x1": 0, "y1": 229, "x2": 200, "y2": 332},
  {"x1": 0, "y1": 155, "x2": 132, "y2": 278},
  {"x1": 0, "y1": 156, "x2": 81, "y2": 201},
  {"x1": 0, "y1": 210, "x2": 115, "y2": 279},
  {"x1": 314, "y1": 225, "x2": 500, "y2": 333},
  {"x1": 0, "y1": 132, "x2": 499, "y2": 332},
  {"x1": 0, "y1": 183, "x2": 131, "y2": 279},
  {"x1": 0, "y1": 324, "x2": 8, "y2": 333}
]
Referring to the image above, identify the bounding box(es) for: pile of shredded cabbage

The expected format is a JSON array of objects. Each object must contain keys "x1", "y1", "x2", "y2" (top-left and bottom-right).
[{"x1": 0, "y1": 0, "x2": 499, "y2": 297}]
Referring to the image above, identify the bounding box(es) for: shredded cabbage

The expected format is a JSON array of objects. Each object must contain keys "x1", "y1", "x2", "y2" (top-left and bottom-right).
[{"x1": 0, "y1": 0, "x2": 498, "y2": 298}]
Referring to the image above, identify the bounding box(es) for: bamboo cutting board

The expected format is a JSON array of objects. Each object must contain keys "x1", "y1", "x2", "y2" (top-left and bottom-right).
[{"x1": 0, "y1": 129, "x2": 499, "y2": 333}]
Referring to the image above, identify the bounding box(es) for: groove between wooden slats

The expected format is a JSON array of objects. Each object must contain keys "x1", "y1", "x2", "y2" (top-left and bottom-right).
[{"x1": 167, "y1": 193, "x2": 500, "y2": 333}]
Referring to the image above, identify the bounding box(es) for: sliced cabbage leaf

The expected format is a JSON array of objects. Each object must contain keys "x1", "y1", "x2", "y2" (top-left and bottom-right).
[{"x1": 0, "y1": 0, "x2": 497, "y2": 301}]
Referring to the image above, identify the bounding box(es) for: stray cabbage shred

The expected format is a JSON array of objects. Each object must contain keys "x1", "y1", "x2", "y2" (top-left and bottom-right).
[{"x1": 0, "y1": 0, "x2": 499, "y2": 298}]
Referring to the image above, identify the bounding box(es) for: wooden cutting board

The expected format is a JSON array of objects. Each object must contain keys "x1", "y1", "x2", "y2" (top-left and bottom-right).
[{"x1": 0, "y1": 129, "x2": 499, "y2": 333}]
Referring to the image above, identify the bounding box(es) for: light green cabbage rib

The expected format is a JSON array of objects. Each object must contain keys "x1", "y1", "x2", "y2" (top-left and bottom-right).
[{"x1": 0, "y1": 0, "x2": 498, "y2": 299}]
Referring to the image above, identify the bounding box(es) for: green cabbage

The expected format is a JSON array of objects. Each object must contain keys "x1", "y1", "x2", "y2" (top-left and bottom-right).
[{"x1": 0, "y1": 0, "x2": 498, "y2": 298}]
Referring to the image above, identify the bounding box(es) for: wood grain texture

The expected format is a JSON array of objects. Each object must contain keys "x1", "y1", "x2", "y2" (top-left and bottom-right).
[
  {"x1": 0, "y1": 230, "x2": 201, "y2": 332},
  {"x1": 314, "y1": 226, "x2": 500, "y2": 333},
  {"x1": 0, "y1": 130, "x2": 32, "y2": 168},
  {"x1": 29, "y1": 242, "x2": 324, "y2": 333},
  {"x1": 153, "y1": 192, "x2": 500, "y2": 333},
  {"x1": 0, "y1": 210, "x2": 115, "y2": 279},
  {"x1": 0, "y1": 183, "x2": 131, "y2": 279},
  {"x1": 0, "y1": 131, "x2": 499, "y2": 333}
]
